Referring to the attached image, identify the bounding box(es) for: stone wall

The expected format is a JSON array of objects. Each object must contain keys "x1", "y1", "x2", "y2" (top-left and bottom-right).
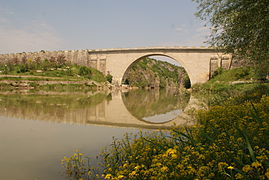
[
  {"x1": 0, "y1": 50, "x2": 107, "y2": 74},
  {"x1": 209, "y1": 55, "x2": 233, "y2": 78}
]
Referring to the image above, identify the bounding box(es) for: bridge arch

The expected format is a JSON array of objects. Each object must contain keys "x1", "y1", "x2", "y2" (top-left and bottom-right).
[
  {"x1": 120, "y1": 53, "x2": 193, "y2": 86},
  {"x1": 87, "y1": 47, "x2": 232, "y2": 85}
]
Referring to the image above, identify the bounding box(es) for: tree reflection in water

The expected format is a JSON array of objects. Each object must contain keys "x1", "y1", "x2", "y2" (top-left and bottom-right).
[{"x1": 122, "y1": 89, "x2": 190, "y2": 123}]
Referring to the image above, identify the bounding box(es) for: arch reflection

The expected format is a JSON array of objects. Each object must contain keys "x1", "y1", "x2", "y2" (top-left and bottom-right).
[
  {"x1": 0, "y1": 90, "x2": 192, "y2": 129},
  {"x1": 121, "y1": 89, "x2": 191, "y2": 124}
]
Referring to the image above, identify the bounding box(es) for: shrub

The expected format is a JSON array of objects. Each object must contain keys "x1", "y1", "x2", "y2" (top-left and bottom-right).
[
  {"x1": 106, "y1": 74, "x2": 113, "y2": 83},
  {"x1": 183, "y1": 74, "x2": 191, "y2": 89},
  {"x1": 211, "y1": 67, "x2": 224, "y2": 78},
  {"x1": 78, "y1": 66, "x2": 92, "y2": 79}
]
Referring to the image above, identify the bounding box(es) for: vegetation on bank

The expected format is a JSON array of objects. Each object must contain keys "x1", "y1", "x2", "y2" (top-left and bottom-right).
[
  {"x1": 192, "y1": 67, "x2": 269, "y2": 106},
  {"x1": 61, "y1": 67, "x2": 269, "y2": 179},
  {"x1": 0, "y1": 56, "x2": 109, "y2": 91},
  {"x1": 122, "y1": 57, "x2": 191, "y2": 89},
  {"x1": 0, "y1": 56, "x2": 106, "y2": 81}
]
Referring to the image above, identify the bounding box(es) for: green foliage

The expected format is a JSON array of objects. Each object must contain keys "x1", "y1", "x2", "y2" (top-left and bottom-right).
[
  {"x1": 61, "y1": 151, "x2": 92, "y2": 179},
  {"x1": 79, "y1": 66, "x2": 92, "y2": 78},
  {"x1": 210, "y1": 67, "x2": 256, "y2": 82},
  {"x1": 90, "y1": 68, "x2": 106, "y2": 82},
  {"x1": 123, "y1": 57, "x2": 190, "y2": 89},
  {"x1": 211, "y1": 67, "x2": 224, "y2": 79},
  {"x1": 194, "y1": 0, "x2": 269, "y2": 78},
  {"x1": 192, "y1": 67, "x2": 269, "y2": 106},
  {"x1": 106, "y1": 74, "x2": 113, "y2": 83},
  {"x1": 182, "y1": 74, "x2": 191, "y2": 89}
]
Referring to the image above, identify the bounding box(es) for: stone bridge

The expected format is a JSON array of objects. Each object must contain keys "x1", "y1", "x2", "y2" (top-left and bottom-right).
[
  {"x1": 0, "y1": 47, "x2": 232, "y2": 85},
  {"x1": 88, "y1": 47, "x2": 232, "y2": 85}
]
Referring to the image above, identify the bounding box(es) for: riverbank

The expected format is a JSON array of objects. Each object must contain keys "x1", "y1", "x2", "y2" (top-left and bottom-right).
[
  {"x1": 61, "y1": 67, "x2": 269, "y2": 180},
  {"x1": 0, "y1": 56, "x2": 189, "y2": 92},
  {"x1": 0, "y1": 58, "x2": 111, "y2": 92}
]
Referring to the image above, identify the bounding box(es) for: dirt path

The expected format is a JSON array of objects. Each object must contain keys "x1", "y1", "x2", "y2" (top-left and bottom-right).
[{"x1": 0, "y1": 74, "x2": 65, "y2": 79}]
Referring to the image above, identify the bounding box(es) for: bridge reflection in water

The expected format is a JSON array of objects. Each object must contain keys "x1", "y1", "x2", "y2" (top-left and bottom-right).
[{"x1": 0, "y1": 90, "x2": 195, "y2": 129}]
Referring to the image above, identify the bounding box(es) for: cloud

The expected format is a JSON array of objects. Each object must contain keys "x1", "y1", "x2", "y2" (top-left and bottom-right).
[
  {"x1": 173, "y1": 24, "x2": 186, "y2": 33},
  {"x1": 175, "y1": 27, "x2": 184, "y2": 33},
  {"x1": 0, "y1": 7, "x2": 64, "y2": 54}
]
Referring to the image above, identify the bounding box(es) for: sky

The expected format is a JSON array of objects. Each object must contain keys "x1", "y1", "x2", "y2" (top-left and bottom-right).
[{"x1": 0, "y1": 0, "x2": 210, "y2": 54}]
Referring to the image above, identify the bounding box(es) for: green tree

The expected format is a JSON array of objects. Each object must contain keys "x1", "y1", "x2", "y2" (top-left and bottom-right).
[{"x1": 194, "y1": 0, "x2": 269, "y2": 79}]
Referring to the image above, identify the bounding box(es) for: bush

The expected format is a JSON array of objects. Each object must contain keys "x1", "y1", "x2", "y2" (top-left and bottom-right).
[
  {"x1": 183, "y1": 74, "x2": 191, "y2": 89},
  {"x1": 106, "y1": 74, "x2": 113, "y2": 83},
  {"x1": 79, "y1": 66, "x2": 92, "y2": 77},
  {"x1": 211, "y1": 67, "x2": 224, "y2": 78}
]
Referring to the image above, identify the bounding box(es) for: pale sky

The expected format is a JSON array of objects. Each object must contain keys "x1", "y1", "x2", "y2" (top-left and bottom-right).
[{"x1": 0, "y1": 0, "x2": 209, "y2": 54}]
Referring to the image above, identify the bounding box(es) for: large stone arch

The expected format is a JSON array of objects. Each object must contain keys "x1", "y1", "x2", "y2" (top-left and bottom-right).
[
  {"x1": 103, "y1": 49, "x2": 220, "y2": 85},
  {"x1": 119, "y1": 53, "x2": 194, "y2": 85}
]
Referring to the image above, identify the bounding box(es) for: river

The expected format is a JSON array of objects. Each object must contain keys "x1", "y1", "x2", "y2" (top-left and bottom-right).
[{"x1": 0, "y1": 89, "x2": 192, "y2": 179}]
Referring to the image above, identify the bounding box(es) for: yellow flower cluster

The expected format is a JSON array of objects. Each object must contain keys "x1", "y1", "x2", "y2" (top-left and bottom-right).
[{"x1": 62, "y1": 96, "x2": 269, "y2": 179}]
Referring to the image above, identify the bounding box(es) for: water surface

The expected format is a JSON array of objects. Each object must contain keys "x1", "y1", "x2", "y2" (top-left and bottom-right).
[{"x1": 0, "y1": 89, "x2": 191, "y2": 179}]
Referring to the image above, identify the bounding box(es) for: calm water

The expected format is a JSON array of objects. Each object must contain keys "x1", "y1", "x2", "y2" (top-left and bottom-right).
[{"x1": 0, "y1": 89, "x2": 191, "y2": 179}]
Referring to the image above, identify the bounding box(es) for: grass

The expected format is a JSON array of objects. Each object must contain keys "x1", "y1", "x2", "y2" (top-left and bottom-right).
[
  {"x1": 192, "y1": 67, "x2": 269, "y2": 106},
  {"x1": 210, "y1": 67, "x2": 256, "y2": 82}
]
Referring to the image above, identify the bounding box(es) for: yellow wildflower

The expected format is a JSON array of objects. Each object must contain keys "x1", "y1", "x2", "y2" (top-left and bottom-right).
[
  {"x1": 129, "y1": 171, "x2": 137, "y2": 176},
  {"x1": 166, "y1": 148, "x2": 177, "y2": 155},
  {"x1": 218, "y1": 162, "x2": 228, "y2": 171},
  {"x1": 251, "y1": 161, "x2": 262, "y2": 168},
  {"x1": 160, "y1": 166, "x2": 169, "y2": 172},
  {"x1": 117, "y1": 175, "x2": 124, "y2": 179},
  {"x1": 242, "y1": 165, "x2": 252, "y2": 172},
  {"x1": 227, "y1": 166, "x2": 234, "y2": 170},
  {"x1": 265, "y1": 171, "x2": 269, "y2": 179},
  {"x1": 155, "y1": 163, "x2": 162, "y2": 167},
  {"x1": 104, "y1": 174, "x2": 113, "y2": 179},
  {"x1": 235, "y1": 173, "x2": 243, "y2": 179},
  {"x1": 171, "y1": 154, "x2": 178, "y2": 159},
  {"x1": 123, "y1": 163, "x2": 128, "y2": 168}
]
